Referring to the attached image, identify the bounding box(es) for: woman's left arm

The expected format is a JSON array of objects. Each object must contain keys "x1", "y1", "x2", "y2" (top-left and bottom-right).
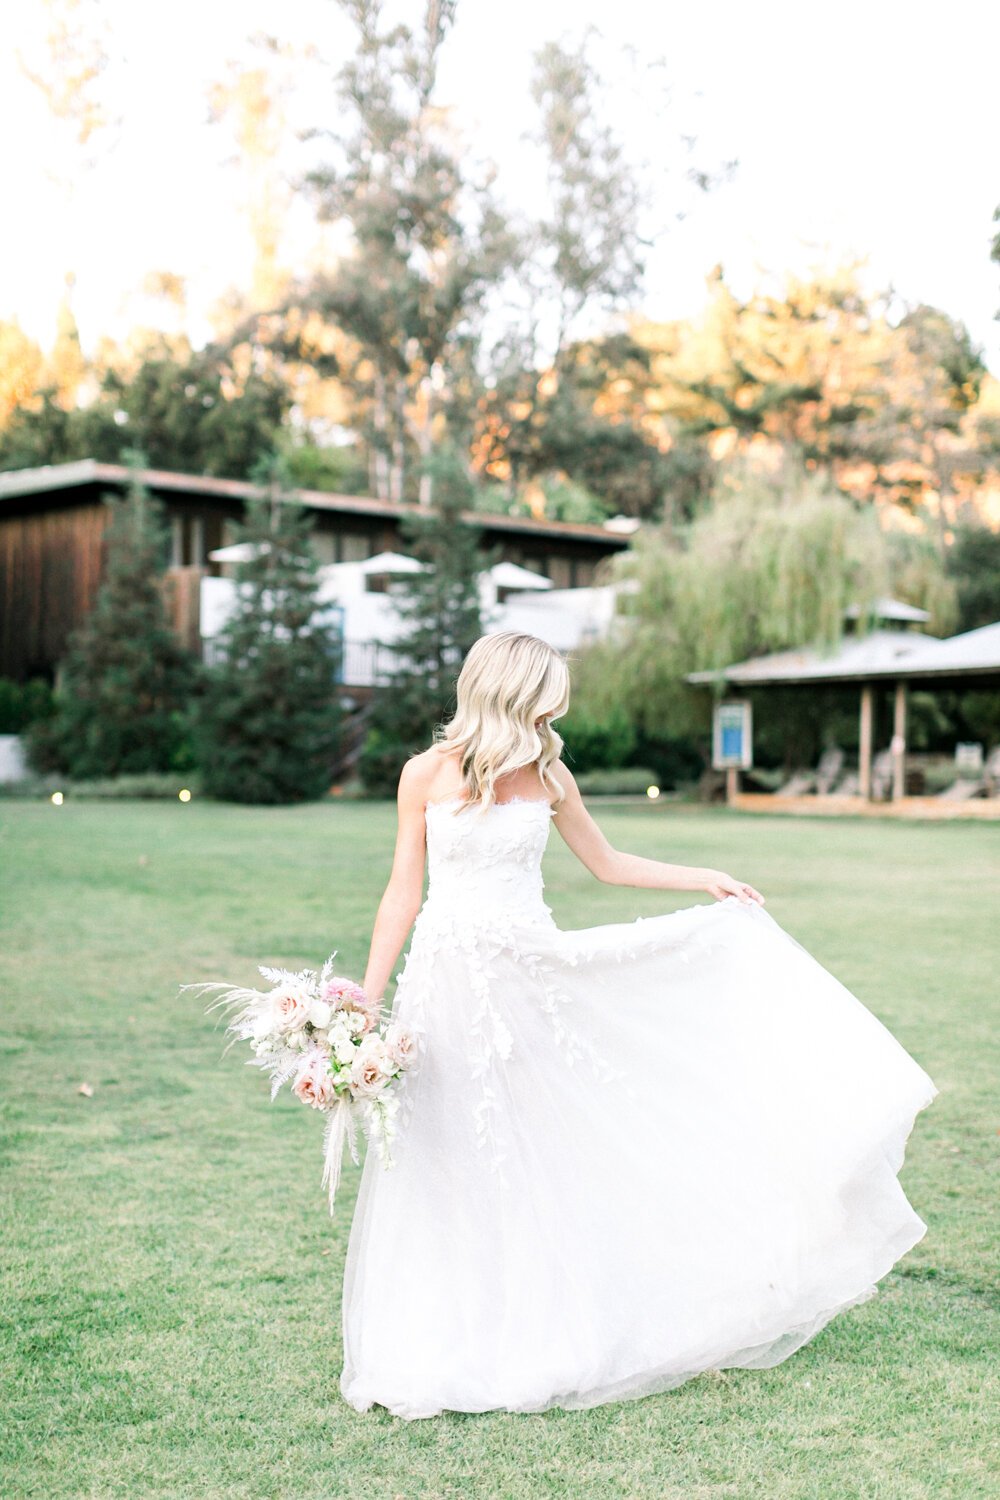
[{"x1": 551, "y1": 762, "x2": 765, "y2": 905}]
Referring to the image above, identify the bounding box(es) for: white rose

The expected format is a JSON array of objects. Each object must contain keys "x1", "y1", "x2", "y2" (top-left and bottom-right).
[
  {"x1": 274, "y1": 983, "x2": 312, "y2": 1033},
  {"x1": 307, "y1": 999, "x2": 332, "y2": 1029},
  {"x1": 333, "y1": 1037, "x2": 356, "y2": 1066}
]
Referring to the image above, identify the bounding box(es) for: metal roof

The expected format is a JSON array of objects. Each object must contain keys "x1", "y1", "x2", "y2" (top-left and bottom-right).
[
  {"x1": 843, "y1": 597, "x2": 930, "y2": 624},
  {"x1": 687, "y1": 622, "x2": 1000, "y2": 687},
  {"x1": 0, "y1": 459, "x2": 631, "y2": 548},
  {"x1": 892, "y1": 620, "x2": 1000, "y2": 676}
]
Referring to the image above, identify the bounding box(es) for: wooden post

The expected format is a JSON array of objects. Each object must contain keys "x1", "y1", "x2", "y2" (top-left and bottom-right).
[
  {"x1": 161, "y1": 566, "x2": 203, "y2": 654},
  {"x1": 859, "y1": 684, "x2": 874, "y2": 800},
  {"x1": 725, "y1": 766, "x2": 739, "y2": 804},
  {"x1": 892, "y1": 680, "x2": 908, "y2": 801}
]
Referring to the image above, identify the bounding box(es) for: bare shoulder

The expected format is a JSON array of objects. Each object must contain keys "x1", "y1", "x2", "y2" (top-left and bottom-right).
[
  {"x1": 398, "y1": 744, "x2": 461, "y2": 804},
  {"x1": 549, "y1": 759, "x2": 583, "y2": 809},
  {"x1": 398, "y1": 747, "x2": 439, "y2": 794}
]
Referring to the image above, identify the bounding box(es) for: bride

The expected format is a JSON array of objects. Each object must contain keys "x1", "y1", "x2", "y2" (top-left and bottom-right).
[{"x1": 340, "y1": 630, "x2": 937, "y2": 1420}]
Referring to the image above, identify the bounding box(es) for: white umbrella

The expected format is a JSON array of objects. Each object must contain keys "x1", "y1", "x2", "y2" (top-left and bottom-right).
[
  {"x1": 208, "y1": 540, "x2": 271, "y2": 562},
  {"x1": 489, "y1": 561, "x2": 553, "y2": 591},
  {"x1": 356, "y1": 551, "x2": 427, "y2": 574}
]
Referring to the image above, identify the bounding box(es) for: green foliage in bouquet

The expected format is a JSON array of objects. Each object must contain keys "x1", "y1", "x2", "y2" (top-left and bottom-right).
[
  {"x1": 194, "y1": 456, "x2": 342, "y2": 804},
  {"x1": 24, "y1": 457, "x2": 196, "y2": 780}
]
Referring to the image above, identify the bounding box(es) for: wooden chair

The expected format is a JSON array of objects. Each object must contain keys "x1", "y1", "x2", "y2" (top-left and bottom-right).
[
  {"x1": 870, "y1": 749, "x2": 894, "y2": 801},
  {"x1": 815, "y1": 747, "x2": 845, "y2": 795}
]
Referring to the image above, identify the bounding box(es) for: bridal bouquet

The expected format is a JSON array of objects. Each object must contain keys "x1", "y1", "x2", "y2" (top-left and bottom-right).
[{"x1": 183, "y1": 956, "x2": 416, "y2": 1213}]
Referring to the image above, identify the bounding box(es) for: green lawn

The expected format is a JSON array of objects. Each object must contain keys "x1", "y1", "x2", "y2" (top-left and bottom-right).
[{"x1": 1, "y1": 799, "x2": 997, "y2": 1500}]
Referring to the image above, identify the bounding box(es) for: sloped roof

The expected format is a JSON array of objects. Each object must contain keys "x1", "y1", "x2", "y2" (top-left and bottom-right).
[
  {"x1": 687, "y1": 623, "x2": 1000, "y2": 687},
  {"x1": 844, "y1": 597, "x2": 930, "y2": 624},
  {"x1": 892, "y1": 620, "x2": 1000, "y2": 675},
  {"x1": 0, "y1": 459, "x2": 631, "y2": 548}
]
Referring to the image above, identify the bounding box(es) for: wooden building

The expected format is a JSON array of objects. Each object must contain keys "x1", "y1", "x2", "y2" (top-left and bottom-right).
[{"x1": 0, "y1": 460, "x2": 632, "y2": 681}]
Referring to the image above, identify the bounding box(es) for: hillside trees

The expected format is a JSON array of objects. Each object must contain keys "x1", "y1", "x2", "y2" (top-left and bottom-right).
[
  {"x1": 621, "y1": 268, "x2": 995, "y2": 524},
  {"x1": 0, "y1": 336, "x2": 289, "y2": 477}
]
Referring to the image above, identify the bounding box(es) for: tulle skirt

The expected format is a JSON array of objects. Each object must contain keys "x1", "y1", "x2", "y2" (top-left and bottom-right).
[{"x1": 340, "y1": 896, "x2": 937, "y2": 1419}]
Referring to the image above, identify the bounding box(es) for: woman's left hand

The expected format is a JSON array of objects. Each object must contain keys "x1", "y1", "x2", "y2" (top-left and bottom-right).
[{"x1": 703, "y1": 869, "x2": 766, "y2": 906}]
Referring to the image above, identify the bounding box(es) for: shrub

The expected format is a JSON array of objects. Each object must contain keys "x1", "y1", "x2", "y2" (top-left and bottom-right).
[
  {"x1": 0, "y1": 771, "x2": 202, "y2": 800},
  {"x1": 357, "y1": 725, "x2": 415, "y2": 800},
  {"x1": 559, "y1": 707, "x2": 636, "y2": 773},
  {"x1": 0, "y1": 678, "x2": 55, "y2": 734},
  {"x1": 574, "y1": 767, "x2": 662, "y2": 796}
]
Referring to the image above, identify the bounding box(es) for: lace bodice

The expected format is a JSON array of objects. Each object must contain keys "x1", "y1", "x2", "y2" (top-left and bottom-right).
[{"x1": 420, "y1": 795, "x2": 556, "y2": 930}]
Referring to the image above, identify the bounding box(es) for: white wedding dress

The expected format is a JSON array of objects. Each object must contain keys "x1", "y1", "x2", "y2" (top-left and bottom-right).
[{"x1": 340, "y1": 796, "x2": 937, "y2": 1420}]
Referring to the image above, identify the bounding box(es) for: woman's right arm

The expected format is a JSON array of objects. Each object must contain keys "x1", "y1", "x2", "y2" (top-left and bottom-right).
[{"x1": 361, "y1": 758, "x2": 429, "y2": 1004}]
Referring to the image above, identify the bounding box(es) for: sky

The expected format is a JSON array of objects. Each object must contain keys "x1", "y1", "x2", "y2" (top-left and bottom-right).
[{"x1": 2, "y1": 0, "x2": 999, "y2": 370}]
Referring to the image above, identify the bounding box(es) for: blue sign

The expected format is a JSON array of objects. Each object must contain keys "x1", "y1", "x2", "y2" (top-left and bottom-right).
[{"x1": 713, "y1": 701, "x2": 753, "y2": 770}]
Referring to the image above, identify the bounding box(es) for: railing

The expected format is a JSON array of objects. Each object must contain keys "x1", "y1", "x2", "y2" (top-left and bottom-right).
[
  {"x1": 200, "y1": 632, "x2": 397, "y2": 689},
  {"x1": 337, "y1": 639, "x2": 397, "y2": 688}
]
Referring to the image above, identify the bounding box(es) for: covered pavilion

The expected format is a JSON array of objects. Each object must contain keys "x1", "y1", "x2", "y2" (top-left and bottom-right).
[{"x1": 686, "y1": 604, "x2": 1000, "y2": 812}]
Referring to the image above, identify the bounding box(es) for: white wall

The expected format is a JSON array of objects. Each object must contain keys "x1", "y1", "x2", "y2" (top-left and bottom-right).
[
  {"x1": 200, "y1": 569, "x2": 625, "y2": 686},
  {"x1": 0, "y1": 735, "x2": 27, "y2": 783}
]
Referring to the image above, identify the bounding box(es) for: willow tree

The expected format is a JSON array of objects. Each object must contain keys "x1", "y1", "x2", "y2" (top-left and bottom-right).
[{"x1": 570, "y1": 455, "x2": 954, "y2": 752}]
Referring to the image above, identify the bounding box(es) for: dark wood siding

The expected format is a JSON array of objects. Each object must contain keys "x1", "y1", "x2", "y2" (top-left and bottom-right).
[{"x1": 0, "y1": 503, "x2": 109, "y2": 680}]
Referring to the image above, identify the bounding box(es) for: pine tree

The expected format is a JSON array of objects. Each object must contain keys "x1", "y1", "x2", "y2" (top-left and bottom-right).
[
  {"x1": 359, "y1": 447, "x2": 490, "y2": 795},
  {"x1": 196, "y1": 456, "x2": 342, "y2": 803},
  {"x1": 25, "y1": 456, "x2": 195, "y2": 779}
]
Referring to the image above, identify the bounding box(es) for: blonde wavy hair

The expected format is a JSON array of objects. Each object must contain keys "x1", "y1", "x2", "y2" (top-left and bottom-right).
[{"x1": 435, "y1": 632, "x2": 571, "y2": 811}]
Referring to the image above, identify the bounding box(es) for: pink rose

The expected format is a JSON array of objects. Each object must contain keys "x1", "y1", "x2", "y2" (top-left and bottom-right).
[
  {"x1": 275, "y1": 985, "x2": 312, "y2": 1033},
  {"x1": 385, "y1": 1024, "x2": 417, "y2": 1070},
  {"x1": 292, "y1": 1056, "x2": 337, "y2": 1109},
  {"x1": 349, "y1": 1036, "x2": 393, "y2": 1097}
]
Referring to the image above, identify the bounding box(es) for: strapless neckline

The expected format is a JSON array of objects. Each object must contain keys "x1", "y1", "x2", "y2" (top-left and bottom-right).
[{"x1": 425, "y1": 795, "x2": 554, "y2": 816}]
